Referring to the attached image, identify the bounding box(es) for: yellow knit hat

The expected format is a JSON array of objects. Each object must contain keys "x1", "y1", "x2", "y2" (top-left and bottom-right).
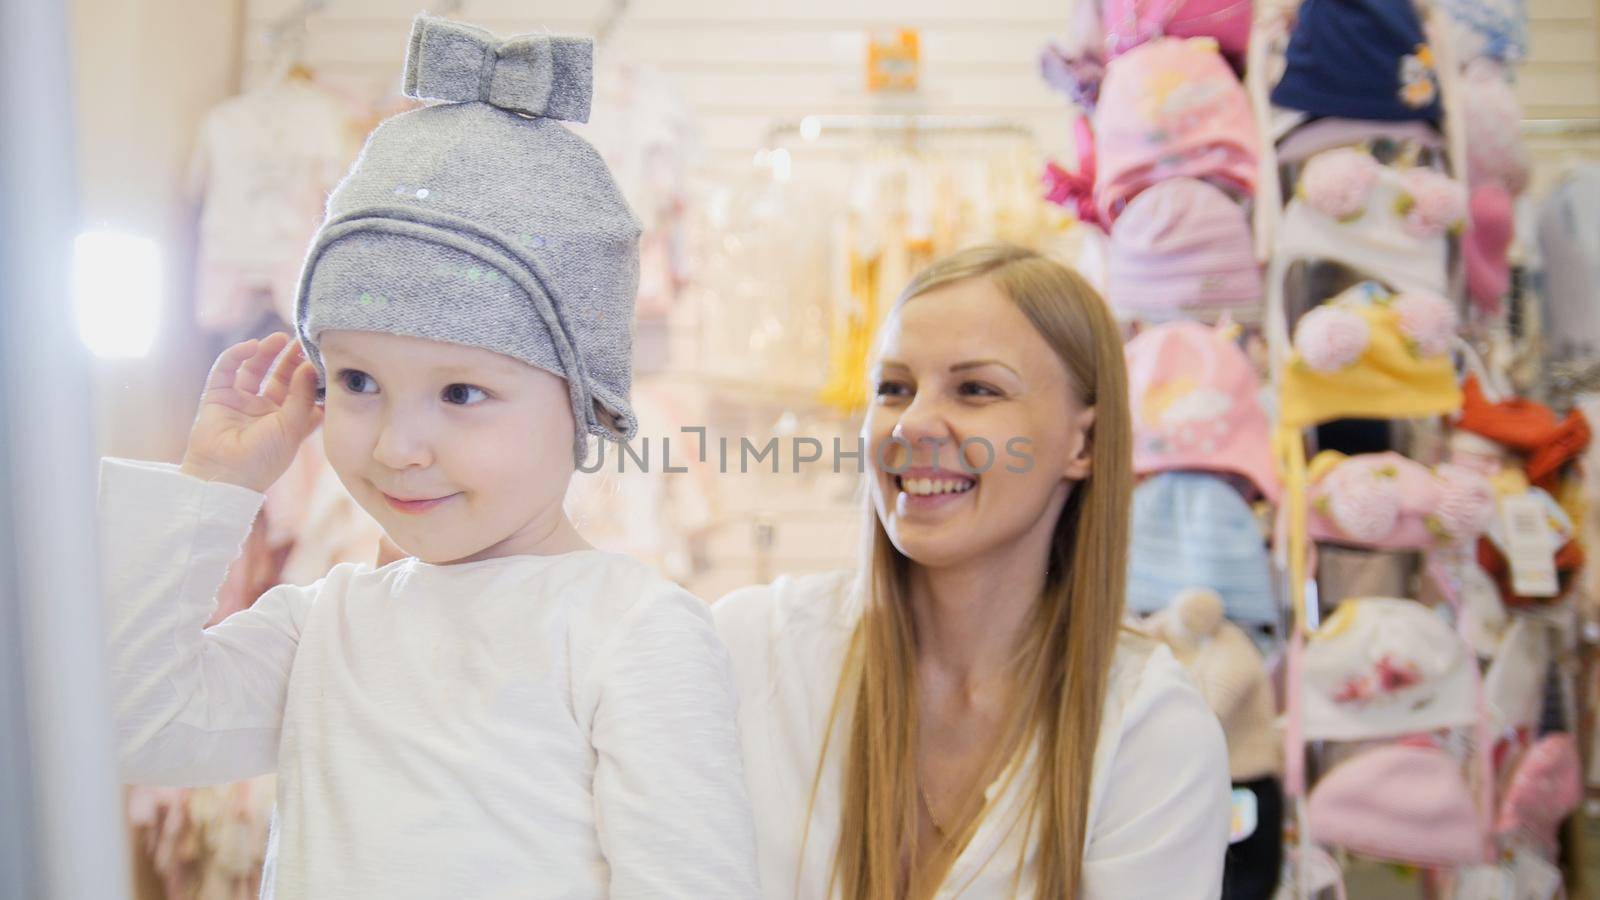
[{"x1": 1277, "y1": 282, "x2": 1462, "y2": 429}]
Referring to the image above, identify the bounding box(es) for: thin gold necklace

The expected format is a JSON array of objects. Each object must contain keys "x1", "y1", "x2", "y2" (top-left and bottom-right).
[{"x1": 918, "y1": 781, "x2": 947, "y2": 838}]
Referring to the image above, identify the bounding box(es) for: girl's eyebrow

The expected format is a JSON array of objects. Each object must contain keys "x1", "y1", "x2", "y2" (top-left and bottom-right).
[{"x1": 328, "y1": 355, "x2": 512, "y2": 380}]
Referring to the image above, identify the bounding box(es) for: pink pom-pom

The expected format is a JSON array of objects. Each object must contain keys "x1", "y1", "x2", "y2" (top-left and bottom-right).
[
  {"x1": 1434, "y1": 464, "x2": 1496, "y2": 539},
  {"x1": 1301, "y1": 148, "x2": 1379, "y2": 220},
  {"x1": 1326, "y1": 460, "x2": 1401, "y2": 543},
  {"x1": 1398, "y1": 169, "x2": 1468, "y2": 239},
  {"x1": 1391, "y1": 291, "x2": 1458, "y2": 357},
  {"x1": 1295, "y1": 305, "x2": 1370, "y2": 372},
  {"x1": 1464, "y1": 61, "x2": 1531, "y2": 197}
]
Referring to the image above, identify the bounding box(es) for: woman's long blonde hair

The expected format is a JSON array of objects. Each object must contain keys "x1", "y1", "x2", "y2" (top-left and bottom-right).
[{"x1": 813, "y1": 243, "x2": 1132, "y2": 899}]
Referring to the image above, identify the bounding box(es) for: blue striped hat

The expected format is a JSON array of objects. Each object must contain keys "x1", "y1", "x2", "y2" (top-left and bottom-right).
[{"x1": 1127, "y1": 471, "x2": 1279, "y2": 627}]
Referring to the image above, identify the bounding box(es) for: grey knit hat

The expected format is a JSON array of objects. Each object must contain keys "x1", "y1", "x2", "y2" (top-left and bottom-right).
[{"x1": 296, "y1": 14, "x2": 642, "y2": 464}]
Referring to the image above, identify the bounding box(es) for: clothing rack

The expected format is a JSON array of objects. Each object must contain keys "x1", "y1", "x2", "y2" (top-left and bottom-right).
[{"x1": 764, "y1": 114, "x2": 1035, "y2": 146}]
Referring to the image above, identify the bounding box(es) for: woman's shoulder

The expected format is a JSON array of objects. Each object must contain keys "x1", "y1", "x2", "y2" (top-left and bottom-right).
[
  {"x1": 1074, "y1": 632, "x2": 1231, "y2": 893},
  {"x1": 711, "y1": 570, "x2": 857, "y2": 690},
  {"x1": 1102, "y1": 629, "x2": 1221, "y2": 745},
  {"x1": 1087, "y1": 629, "x2": 1229, "y2": 834},
  {"x1": 713, "y1": 569, "x2": 857, "y2": 645}
]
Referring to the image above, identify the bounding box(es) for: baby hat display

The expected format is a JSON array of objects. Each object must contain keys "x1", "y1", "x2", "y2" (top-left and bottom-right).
[
  {"x1": 1106, "y1": 178, "x2": 1262, "y2": 319},
  {"x1": 1150, "y1": 588, "x2": 1282, "y2": 781},
  {"x1": 1306, "y1": 451, "x2": 1495, "y2": 550},
  {"x1": 1093, "y1": 36, "x2": 1258, "y2": 223},
  {"x1": 1275, "y1": 118, "x2": 1443, "y2": 168},
  {"x1": 1127, "y1": 471, "x2": 1277, "y2": 626},
  {"x1": 1457, "y1": 377, "x2": 1593, "y2": 489},
  {"x1": 1124, "y1": 320, "x2": 1279, "y2": 501},
  {"x1": 1300, "y1": 597, "x2": 1477, "y2": 741},
  {"x1": 1306, "y1": 740, "x2": 1487, "y2": 867},
  {"x1": 1436, "y1": 0, "x2": 1529, "y2": 64},
  {"x1": 296, "y1": 14, "x2": 644, "y2": 464},
  {"x1": 1462, "y1": 60, "x2": 1530, "y2": 197},
  {"x1": 1495, "y1": 733, "x2": 1581, "y2": 852},
  {"x1": 1464, "y1": 185, "x2": 1514, "y2": 314},
  {"x1": 1268, "y1": 148, "x2": 1465, "y2": 303},
  {"x1": 1100, "y1": 0, "x2": 1253, "y2": 64},
  {"x1": 1484, "y1": 617, "x2": 1551, "y2": 738},
  {"x1": 1477, "y1": 486, "x2": 1586, "y2": 607},
  {"x1": 1269, "y1": 0, "x2": 1443, "y2": 124},
  {"x1": 1276, "y1": 281, "x2": 1463, "y2": 429}
]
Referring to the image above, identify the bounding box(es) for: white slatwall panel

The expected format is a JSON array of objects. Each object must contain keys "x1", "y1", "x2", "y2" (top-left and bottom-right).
[
  {"x1": 1517, "y1": 0, "x2": 1600, "y2": 194},
  {"x1": 244, "y1": 0, "x2": 1600, "y2": 175},
  {"x1": 242, "y1": 0, "x2": 1085, "y2": 166}
]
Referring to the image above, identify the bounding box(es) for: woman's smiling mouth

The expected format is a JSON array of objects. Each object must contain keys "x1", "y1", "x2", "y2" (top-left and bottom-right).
[{"x1": 893, "y1": 468, "x2": 978, "y2": 513}]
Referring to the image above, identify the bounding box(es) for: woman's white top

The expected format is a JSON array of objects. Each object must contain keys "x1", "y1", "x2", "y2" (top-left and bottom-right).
[
  {"x1": 99, "y1": 457, "x2": 760, "y2": 899},
  {"x1": 714, "y1": 571, "x2": 1230, "y2": 899}
]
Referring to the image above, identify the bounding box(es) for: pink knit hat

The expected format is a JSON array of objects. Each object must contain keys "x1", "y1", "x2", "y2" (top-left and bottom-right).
[
  {"x1": 1102, "y1": 0, "x2": 1253, "y2": 64},
  {"x1": 1094, "y1": 36, "x2": 1258, "y2": 223},
  {"x1": 1308, "y1": 741, "x2": 1488, "y2": 868},
  {"x1": 1307, "y1": 451, "x2": 1496, "y2": 550},
  {"x1": 1125, "y1": 319, "x2": 1279, "y2": 501},
  {"x1": 1107, "y1": 178, "x2": 1262, "y2": 317},
  {"x1": 1496, "y1": 733, "x2": 1582, "y2": 851},
  {"x1": 1465, "y1": 184, "x2": 1514, "y2": 314}
]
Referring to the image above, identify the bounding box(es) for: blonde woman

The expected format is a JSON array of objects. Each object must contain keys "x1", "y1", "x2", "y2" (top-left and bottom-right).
[{"x1": 714, "y1": 244, "x2": 1230, "y2": 898}]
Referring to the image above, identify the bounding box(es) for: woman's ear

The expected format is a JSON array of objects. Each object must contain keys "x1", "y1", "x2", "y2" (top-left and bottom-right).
[{"x1": 1063, "y1": 405, "x2": 1096, "y2": 480}]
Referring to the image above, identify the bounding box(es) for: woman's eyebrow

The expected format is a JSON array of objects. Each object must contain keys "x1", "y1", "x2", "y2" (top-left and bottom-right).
[{"x1": 950, "y1": 359, "x2": 1022, "y2": 378}]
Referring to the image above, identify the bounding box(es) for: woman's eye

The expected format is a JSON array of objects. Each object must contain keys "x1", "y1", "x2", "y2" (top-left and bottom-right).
[
  {"x1": 959, "y1": 381, "x2": 1000, "y2": 397},
  {"x1": 875, "y1": 381, "x2": 909, "y2": 398},
  {"x1": 338, "y1": 370, "x2": 377, "y2": 394},
  {"x1": 442, "y1": 384, "x2": 488, "y2": 405}
]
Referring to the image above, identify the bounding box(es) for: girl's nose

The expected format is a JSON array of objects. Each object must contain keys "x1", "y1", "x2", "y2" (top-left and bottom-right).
[{"x1": 371, "y1": 415, "x2": 434, "y2": 470}]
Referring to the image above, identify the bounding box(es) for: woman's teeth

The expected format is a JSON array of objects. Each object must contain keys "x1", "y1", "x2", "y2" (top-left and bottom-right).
[{"x1": 897, "y1": 476, "x2": 976, "y2": 496}]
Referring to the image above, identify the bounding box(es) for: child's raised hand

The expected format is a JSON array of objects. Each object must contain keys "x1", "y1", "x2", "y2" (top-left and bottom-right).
[{"x1": 180, "y1": 333, "x2": 324, "y2": 493}]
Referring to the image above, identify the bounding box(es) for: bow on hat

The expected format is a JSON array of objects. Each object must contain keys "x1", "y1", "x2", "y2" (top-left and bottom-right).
[
  {"x1": 404, "y1": 14, "x2": 594, "y2": 122},
  {"x1": 1044, "y1": 117, "x2": 1105, "y2": 229}
]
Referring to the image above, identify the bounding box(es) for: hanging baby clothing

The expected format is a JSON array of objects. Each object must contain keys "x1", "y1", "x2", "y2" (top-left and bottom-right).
[
  {"x1": 187, "y1": 75, "x2": 355, "y2": 334},
  {"x1": 573, "y1": 60, "x2": 699, "y2": 321}
]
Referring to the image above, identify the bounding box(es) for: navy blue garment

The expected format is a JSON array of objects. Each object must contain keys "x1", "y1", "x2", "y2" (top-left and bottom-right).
[{"x1": 1270, "y1": 0, "x2": 1444, "y2": 124}]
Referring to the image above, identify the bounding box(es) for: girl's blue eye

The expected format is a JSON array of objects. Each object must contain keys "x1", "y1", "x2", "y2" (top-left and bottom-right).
[
  {"x1": 443, "y1": 384, "x2": 488, "y2": 405},
  {"x1": 339, "y1": 370, "x2": 377, "y2": 394}
]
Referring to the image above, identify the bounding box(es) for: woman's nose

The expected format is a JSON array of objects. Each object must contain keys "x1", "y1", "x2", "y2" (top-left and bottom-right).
[{"x1": 890, "y1": 395, "x2": 956, "y2": 466}]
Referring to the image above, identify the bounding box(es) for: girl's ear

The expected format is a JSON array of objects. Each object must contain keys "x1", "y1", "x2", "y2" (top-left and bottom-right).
[{"x1": 1063, "y1": 405, "x2": 1096, "y2": 480}]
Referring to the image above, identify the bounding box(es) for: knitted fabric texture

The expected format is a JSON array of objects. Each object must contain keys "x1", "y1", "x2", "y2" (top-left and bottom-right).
[
  {"x1": 296, "y1": 14, "x2": 643, "y2": 465},
  {"x1": 1155, "y1": 589, "x2": 1282, "y2": 781}
]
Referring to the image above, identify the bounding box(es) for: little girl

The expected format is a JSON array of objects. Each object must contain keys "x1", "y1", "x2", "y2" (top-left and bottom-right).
[{"x1": 99, "y1": 15, "x2": 759, "y2": 898}]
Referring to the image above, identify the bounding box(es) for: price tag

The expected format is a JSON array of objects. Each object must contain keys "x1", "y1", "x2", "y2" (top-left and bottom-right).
[
  {"x1": 1508, "y1": 848, "x2": 1562, "y2": 899},
  {"x1": 1502, "y1": 493, "x2": 1559, "y2": 598},
  {"x1": 1229, "y1": 787, "x2": 1257, "y2": 844},
  {"x1": 866, "y1": 29, "x2": 920, "y2": 92},
  {"x1": 1452, "y1": 864, "x2": 1507, "y2": 900}
]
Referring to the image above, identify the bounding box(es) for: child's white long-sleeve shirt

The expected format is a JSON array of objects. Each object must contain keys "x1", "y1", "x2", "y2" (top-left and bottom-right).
[{"x1": 99, "y1": 457, "x2": 760, "y2": 899}]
